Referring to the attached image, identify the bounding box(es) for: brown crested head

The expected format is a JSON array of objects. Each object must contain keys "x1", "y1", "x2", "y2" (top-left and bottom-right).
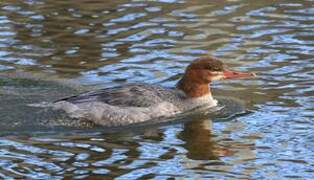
[
  {"x1": 181, "y1": 56, "x2": 225, "y2": 85},
  {"x1": 176, "y1": 56, "x2": 224, "y2": 97},
  {"x1": 186, "y1": 56, "x2": 224, "y2": 73},
  {"x1": 176, "y1": 56, "x2": 255, "y2": 98}
]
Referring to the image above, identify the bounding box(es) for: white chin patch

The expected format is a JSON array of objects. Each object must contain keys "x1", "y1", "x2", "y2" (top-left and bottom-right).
[{"x1": 210, "y1": 72, "x2": 224, "y2": 81}]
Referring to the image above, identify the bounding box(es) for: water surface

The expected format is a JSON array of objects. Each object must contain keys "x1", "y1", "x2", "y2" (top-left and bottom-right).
[{"x1": 0, "y1": 0, "x2": 314, "y2": 179}]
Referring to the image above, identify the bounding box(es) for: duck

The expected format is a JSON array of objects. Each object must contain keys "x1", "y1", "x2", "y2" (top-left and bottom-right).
[{"x1": 53, "y1": 56, "x2": 255, "y2": 127}]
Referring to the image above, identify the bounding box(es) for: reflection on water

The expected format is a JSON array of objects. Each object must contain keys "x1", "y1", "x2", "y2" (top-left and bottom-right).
[{"x1": 0, "y1": 0, "x2": 314, "y2": 179}]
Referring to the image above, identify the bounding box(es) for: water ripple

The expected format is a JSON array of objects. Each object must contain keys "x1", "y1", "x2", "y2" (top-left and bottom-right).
[{"x1": 0, "y1": 0, "x2": 313, "y2": 179}]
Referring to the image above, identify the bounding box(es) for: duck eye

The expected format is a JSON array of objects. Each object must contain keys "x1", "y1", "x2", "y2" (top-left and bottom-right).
[{"x1": 212, "y1": 67, "x2": 221, "y2": 71}]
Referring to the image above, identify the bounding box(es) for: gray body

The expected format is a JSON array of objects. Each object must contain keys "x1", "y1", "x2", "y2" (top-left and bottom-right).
[{"x1": 53, "y1": 83, "x2": 217, "y2": 127}]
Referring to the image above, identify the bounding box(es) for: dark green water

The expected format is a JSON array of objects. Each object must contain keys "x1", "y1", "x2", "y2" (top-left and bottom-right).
[{"x1": 0, "y1": 0, "x2": 313, "y2": 179}]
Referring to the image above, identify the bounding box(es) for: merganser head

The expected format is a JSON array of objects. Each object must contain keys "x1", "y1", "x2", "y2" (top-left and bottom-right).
[{"x1": 177, "y1": 56, "x2": 256, "y2": 98}]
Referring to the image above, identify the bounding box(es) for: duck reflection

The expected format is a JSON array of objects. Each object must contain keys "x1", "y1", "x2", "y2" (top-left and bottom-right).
[{"x1": 179, "y1": 119, "x2": 233, "y2": 160}]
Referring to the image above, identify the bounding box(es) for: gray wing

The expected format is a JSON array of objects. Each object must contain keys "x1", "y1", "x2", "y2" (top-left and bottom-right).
[{"x1": 56, "y1": 84, "x2": 173, "y2": 107}]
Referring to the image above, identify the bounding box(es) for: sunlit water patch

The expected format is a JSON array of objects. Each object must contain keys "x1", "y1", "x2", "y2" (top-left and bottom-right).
[{"x1": 0, "y1": 0, "x2": 314, "y2": 179}]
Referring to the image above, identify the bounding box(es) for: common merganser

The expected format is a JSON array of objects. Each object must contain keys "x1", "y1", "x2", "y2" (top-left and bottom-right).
[{"x1": 53, "y1": 56, "x2": 255, "y2": 127}]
